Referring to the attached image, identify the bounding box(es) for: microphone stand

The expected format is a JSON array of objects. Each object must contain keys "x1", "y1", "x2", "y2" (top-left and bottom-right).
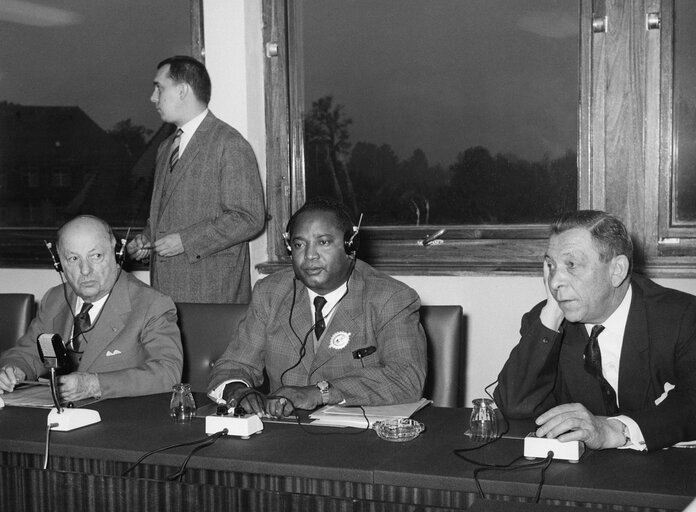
[{"x1": 48, "y1": 367, "x2": 63, "y2": 413}]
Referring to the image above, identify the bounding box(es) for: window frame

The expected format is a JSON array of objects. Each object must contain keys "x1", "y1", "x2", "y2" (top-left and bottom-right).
[
  {"x1": 260, "y1": 0, "x2": 593, "y2": 275},
  {"x1": 0, "y1": 0, "x2": 205, "y2": 269}
]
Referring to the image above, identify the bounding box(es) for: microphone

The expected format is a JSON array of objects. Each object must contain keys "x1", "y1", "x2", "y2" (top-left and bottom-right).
[
  {"x1": 352, "y1": 346, "x2": 376, "y2": 359},
  {"x1": 36, "y1": 333, "x2": 101, "y2": 430}
]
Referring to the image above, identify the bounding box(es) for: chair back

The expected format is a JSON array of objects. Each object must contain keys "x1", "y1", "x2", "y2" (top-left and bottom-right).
[
  {"x1": 0, "y1": 293, "x2": 35, "y2": 354},
  {"x1": 176, "y1": 302, "x2": 248, "y2": 393},
  {"x1": 420, "y1": 305, "x2": 465, "y2": 407}
]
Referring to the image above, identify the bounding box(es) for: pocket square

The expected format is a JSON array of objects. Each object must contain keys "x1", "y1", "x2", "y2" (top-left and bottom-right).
[
  {"x1": 106, "y1": 350, "x2": 122, "y2": 357},
  {"x1": 655, "y1": 382, "x2": 675, "y2": 405}
]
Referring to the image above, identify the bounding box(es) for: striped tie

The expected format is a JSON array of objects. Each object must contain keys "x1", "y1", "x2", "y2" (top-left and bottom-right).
[{"x1": 168, "y1": 128, "x2": 183, "y2": 172}]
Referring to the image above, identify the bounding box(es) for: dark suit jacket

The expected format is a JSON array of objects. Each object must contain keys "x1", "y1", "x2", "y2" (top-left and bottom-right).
[
  {"x1": 0, "y1": 272, "x2": 183, "y2": 398},
  {"x1": 208, "y1": 260, "x2": 427, "y2": 406},
  {"x1": 494, "y1": 274, "x2": 696, "y2": 450},
  {"x1": 145, "y1": 111, "x2": 265, "y2": 304}
]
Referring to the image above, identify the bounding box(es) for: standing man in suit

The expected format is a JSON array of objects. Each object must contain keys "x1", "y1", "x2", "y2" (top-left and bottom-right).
[
  {"x1": 207, "y1": 198, "x2": 427, "y2": 417},
  {"x1": 495, "y1": 210, "x2": 696, "y2": 451},
  {"x1": 127, "y1": 56, "x2": 265, "y2": 304},
  {"x1": 0, "y1": 215, "x2": 182, "y2": 401}
]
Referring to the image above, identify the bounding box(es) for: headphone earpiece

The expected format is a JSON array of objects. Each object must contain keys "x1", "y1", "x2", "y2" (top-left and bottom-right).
[
  {"x1": 282, "y1": 232, "x2": 292, "y2": 254},
  {"x1": 343, "y1": 227, "x2": 359, "y2": 255},
  {"x1": 44, "y1": 241, "x2": 63, "y2": 273},
  {"x1": 115, "y1": 238, "x2": 126, "y2": 266}
]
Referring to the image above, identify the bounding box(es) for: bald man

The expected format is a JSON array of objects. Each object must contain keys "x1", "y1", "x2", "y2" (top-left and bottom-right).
[{"x1": 0, "y1": 215, "x2": 183, "y2": 402}]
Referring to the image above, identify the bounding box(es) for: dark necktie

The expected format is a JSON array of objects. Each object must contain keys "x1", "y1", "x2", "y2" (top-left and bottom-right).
[
  {"x1": 314, "y1": 296, "x2": 327, "y2": 341},
  {"x1": 71, "y1": 302, "x2": 93, "y2": 354},
  {"x1": 169, "y1": 128, "x2": 183, "y2": 172},
  {"x1": 584, "y1": 324, "x2": 618, "y2": 415}
]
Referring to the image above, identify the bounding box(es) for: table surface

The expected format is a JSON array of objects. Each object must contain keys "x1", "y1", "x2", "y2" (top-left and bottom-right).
[{"x1": 1, "y1": 393, "x2": 694, "y2": 510}]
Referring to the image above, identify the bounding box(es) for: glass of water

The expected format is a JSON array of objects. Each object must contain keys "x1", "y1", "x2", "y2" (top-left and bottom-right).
[
  {"x1": 170, "y1": 383, "x2": 196, "y2": 423},
  {"x1": 470, "y1": 398, "x2": 498, "y2": 441}
]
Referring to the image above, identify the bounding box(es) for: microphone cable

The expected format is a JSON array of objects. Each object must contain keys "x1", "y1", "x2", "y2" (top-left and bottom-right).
[
  {"x1": 280, "y1": 259, "x2": 356, "y2": 386},
  {"x1": 121, "y1": 429, "x2": 228, "y2": 477}
]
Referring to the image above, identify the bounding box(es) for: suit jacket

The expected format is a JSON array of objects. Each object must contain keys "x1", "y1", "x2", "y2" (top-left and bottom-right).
[
  {"x1": 208, "y1": 260, "x2": 427, "y2": 406},
  {"x1": 0, "y1": 272, "x2": 183, "y2": 399},
  {"x1": 494, "y1": 274, "x2": 696, "y2": 450},
  {"x1": 145, "y1": 111, "x2": 265, "y2": 304}
]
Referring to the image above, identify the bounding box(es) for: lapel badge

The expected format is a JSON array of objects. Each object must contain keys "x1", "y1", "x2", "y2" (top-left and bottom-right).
[{"x1": 329, "y1": 331, "x2": 351, "y2": 350}]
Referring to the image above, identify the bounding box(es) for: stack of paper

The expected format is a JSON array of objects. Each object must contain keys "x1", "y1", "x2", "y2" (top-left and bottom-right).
[{"x1": 308, "y1": 398, "x2": 432, "y2": 428}]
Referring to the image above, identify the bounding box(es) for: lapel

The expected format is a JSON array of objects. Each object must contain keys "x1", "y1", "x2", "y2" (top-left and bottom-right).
[
  {"x1": 78, "y1": 274, "x2": 131, "y2": 371},
  {"x1": 52, "y1": 290, "x2": 75, "y2": 344},
  {"x1": 559, "y1": 321, "x2": 608, "y2": 411},
  {"x1": 279, "y1": 281, "x2": 315, "y2": 375},
  {"x1": 617, "y1": 283, "x2": 652, "y2": 411},
  {"x1": 157, "y1": 113, "x2": 212, "y2": 219},
  {"x1": 310, "y1": 270, "x2": 364, "y2": 374}
]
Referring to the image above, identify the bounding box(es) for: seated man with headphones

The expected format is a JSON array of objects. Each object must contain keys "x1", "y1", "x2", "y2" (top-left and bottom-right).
[
  {"x1": 0, "y1": 215, "x2": 183, "y2": 402},
  {"x1": 207, "y1": 198, "x2": 427, "y2": 418}
]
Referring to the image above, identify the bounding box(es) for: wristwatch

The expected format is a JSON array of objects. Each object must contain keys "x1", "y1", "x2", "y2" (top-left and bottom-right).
[{"x1": 317, "y1": 380, "x2": 331, "y2": 405}]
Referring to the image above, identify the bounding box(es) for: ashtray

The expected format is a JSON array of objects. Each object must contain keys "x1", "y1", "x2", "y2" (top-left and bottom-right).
[{"x1": 373, "y1": 418, "x2": 424, "y2": 442}]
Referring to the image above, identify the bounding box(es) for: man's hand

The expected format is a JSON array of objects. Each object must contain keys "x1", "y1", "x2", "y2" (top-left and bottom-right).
[
  {"x1": 267, "y1": 385, "x2": 323, "y2": 418},
  {"x1": 540, "y1": 260, "x2": 565, "y2": 331},
  {"x1": 0, "y1": 365, "x2": 26, "y2": 394},
  {"x1": 226, "y1": 382, "x2": 266, "y2": 416},
  {"x1": 127, "y1": 233, "x2": 152, "y2": 261},
  {"x1": 153, "y1": 233, "x2": 184, "y2": 257},
  {"x1": 535, "y1": 403, "x2": 626, "y2": 450},
  {"x1": 58, "y1": 373, "x2": 101, "y2": 403}
]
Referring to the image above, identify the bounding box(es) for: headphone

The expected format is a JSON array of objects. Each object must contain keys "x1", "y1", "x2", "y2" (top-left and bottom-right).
[
  {"x1": 283, "y1": 199, "x2": 363, "y2": 256},
  {"x1": 283, "y1": 223, "x2": 360, "y2": 256},
  {"x1": 44, "y1": 238, "x2": 126, "y2": 272}
]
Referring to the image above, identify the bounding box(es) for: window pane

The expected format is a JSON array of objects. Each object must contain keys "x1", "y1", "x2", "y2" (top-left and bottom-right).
[
  {"x1": 673, "y1": 1, "x2": 696, "y2": 225},
  {"x1": 0, "y1": 0, "x2": 190, "y2": 229},
  {"x1": 299, "y1": 0, "x2": 578, "y2": 226}
]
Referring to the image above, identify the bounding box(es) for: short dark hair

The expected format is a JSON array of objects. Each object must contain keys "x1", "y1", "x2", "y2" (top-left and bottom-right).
[
  {"x1": 286, "y1": 197, "x2": 355, "y2": 237},
  {"x1": 157, "y1": 56, "x2": 211, "y2": 105},
  {"x1": 550, "y1": 210, "x2": 633, "y2": 272}
]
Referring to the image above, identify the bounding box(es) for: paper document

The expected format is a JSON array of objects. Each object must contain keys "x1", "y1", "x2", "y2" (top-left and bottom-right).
[
  {"x1": 2, "y1": 383, "x2": 99, "y2": 409},
  {"x1": 309, "y1": 398, "x2": 432, "y2": 428}
]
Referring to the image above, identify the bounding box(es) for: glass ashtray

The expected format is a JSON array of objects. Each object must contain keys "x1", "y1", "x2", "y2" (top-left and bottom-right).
[{"x1": 373, "y1": 418, "x2": 425, "y2": 442}]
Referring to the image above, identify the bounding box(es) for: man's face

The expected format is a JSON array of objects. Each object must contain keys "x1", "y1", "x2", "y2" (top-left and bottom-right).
[
  {"x1": 58, "y1": 221, "x2": 119, "y2": 303},
  {"x1": 290, "y1": 210, "x2": 354, "y2": 295},
  {"x1": 151, "y1": 64, "x2": 183, "y2": 124},
  {"x1": 544, "y1": 228, "x2": 621, "y2": 324}
]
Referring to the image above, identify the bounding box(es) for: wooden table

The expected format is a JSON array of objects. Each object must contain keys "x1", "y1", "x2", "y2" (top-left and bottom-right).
[{"x1": 0, "y1": 394, "x2": 694, "y2": 511}]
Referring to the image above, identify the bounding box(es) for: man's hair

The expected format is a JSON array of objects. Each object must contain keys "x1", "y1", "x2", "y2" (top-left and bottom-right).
[
  {"x1": 550, "y1": 210, "x2": 633, "y2": 271},
  {"x1": 286, "y1": 197, "x2": 355, "y2": 237},
  {"x1": 57, "y1": 215, "x2": 116, "y2": 251},
  {"x1": 157, "y1": 55, "x2": 211, "y2": 105}
]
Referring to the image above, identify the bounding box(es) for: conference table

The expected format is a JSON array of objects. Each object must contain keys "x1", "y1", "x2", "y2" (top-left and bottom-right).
[{"x1": 1, "y1": 394, "x2": 694, "y2": 511}]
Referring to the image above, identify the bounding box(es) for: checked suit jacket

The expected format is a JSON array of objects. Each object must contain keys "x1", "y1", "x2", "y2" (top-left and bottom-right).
[
  {"x1": 145, "y1": 111, "x2": 265, "y2": 304},
  {"x1": 208, "y1": 260, "x2": 427, "y2": 406}
]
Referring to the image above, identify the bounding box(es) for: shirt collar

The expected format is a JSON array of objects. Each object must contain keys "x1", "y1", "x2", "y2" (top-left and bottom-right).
[{"x1": 585, "y1": 283, "x2": 633, "y2": 335}]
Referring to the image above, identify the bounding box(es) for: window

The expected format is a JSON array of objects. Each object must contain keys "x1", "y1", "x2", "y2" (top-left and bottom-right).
[
  {"x1": 656, "y1": 1, "x2": 696, "y2": 262},
  {"x1": 0, "y1": 0, "x2": 203, "y2": 266},
  {"x1": 264, "y1": 0, "x2": 696, "y2": 275},
  {"x1": 263, "y1": 0, "x2": 590, "y2": 273}
]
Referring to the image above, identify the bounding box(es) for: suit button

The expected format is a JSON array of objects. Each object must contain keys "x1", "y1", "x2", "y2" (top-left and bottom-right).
[
  {"x1": 196, "y1": 255, "x2": 201, "y2": 259},
  {"x1": 541, "y1": 337, "x2": 549, "y2": 344}
]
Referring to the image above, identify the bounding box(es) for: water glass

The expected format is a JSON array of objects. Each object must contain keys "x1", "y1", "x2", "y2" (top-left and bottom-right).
[
  {"x1": 469, "y1": 398, "x2": 498, "y2": 440},
  {"x1": 170, "y1": 383, "x2": 196, "y2": 423}
]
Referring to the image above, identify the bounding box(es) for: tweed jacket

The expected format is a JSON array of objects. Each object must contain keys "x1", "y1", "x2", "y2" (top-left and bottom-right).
[
  {"x1": 494, "y1": 274, "x2": 696, "y2": 450},
  {"x1": 145, "y1": 111, "x2": 265, "y2": 304},
  {"x1": 0, "y1": 272, "x2": 183, "y2": 399},
  {"x1": 208, "y1": 260, "x2": 427, "y2": 406}
]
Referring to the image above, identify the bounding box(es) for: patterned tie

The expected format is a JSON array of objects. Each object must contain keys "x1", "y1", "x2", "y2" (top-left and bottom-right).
[
  {"x1": 314, "y1": 296, "x2": 327, "y2": 342},
  {"x1": 168, "y1": 128, "x2": 183, "y2": 172},
  {"x1": 71, "y1": 302, "x2": 93, "y2": 354},
  {"x1": 584, "y1": 324, "x2": 618, "y2": 415}
]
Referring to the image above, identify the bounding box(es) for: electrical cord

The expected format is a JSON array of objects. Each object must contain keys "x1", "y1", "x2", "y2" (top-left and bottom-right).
[
  {"x1": 166, "y1": 429, "x2": 228, "y2": 482},
  {"x1": 121, "y1": 430, "x2": 228, "y2": 477},
  {"x1": 43, "y1": 422, "x2": 59, "y2": 470}
]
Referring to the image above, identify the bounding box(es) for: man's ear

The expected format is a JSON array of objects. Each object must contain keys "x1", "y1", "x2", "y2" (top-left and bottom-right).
[
  {"x1": 178, "y1": 83, "x2": 189, "y2": 100},
  {"x1": 610, "y1": 254, "x2": 630, "y2": 287}
]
